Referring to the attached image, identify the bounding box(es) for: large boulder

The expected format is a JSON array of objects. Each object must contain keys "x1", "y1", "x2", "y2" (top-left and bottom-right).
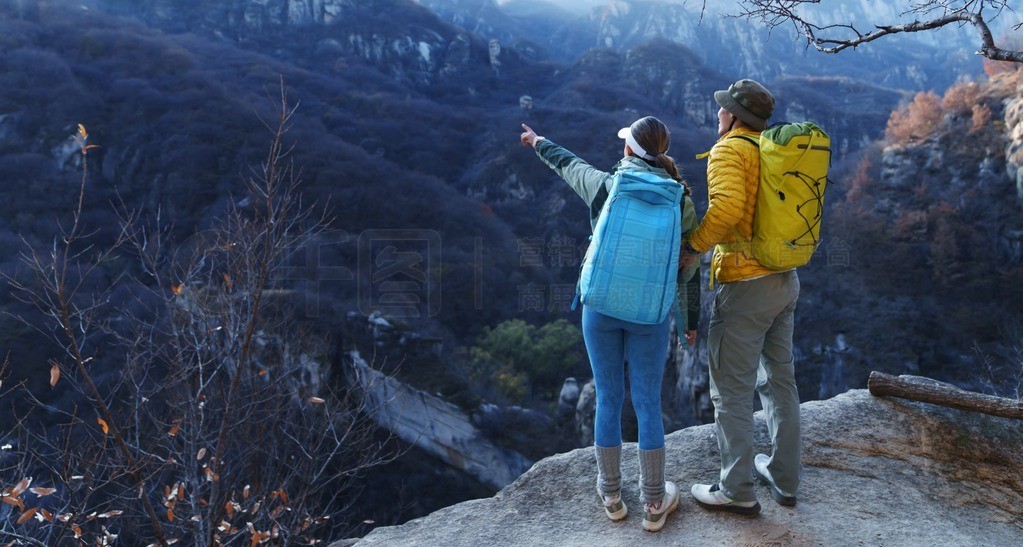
[{"x1": 341, "y1": 389, "x2": 1022, "y2": 546}]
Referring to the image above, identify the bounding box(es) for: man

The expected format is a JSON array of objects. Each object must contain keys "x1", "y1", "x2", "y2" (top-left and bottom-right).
[{"x1": 683, "y1": 79, "x2": 801, "y2": 515}]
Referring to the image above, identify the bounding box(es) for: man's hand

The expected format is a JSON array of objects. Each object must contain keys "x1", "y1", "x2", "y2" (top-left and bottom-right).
[{"x1": 520, "y1": 124, "x2": 542, "y2": 148}]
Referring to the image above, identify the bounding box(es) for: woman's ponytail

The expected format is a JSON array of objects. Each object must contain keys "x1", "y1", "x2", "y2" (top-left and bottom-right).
[{"x1": 655, "y1": 152, "x2": 689, "y2": 194}]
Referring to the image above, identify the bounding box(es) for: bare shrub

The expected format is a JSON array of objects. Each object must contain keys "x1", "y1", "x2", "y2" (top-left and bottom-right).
[{"x1": 1, "y1": 82, "x2": 398, "y2": 546}]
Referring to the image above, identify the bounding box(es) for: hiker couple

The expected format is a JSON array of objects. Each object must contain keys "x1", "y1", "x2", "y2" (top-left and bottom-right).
[{"x1": 520, "y1": 79, "x2": 805, "y2": 532}]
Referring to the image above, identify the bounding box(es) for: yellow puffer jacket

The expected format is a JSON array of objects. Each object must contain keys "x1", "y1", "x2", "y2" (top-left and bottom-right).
[{"x1": 688, "y1": 127, "x2": 776, "y2": 284}]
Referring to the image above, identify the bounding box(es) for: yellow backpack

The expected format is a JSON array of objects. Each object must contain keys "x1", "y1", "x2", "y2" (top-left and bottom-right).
[{"x1": 733, "y1": 122, "x2": 831, "y2": 270}]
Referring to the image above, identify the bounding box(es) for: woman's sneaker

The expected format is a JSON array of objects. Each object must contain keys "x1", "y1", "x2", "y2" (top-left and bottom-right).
[
  {"x1": 600, "y1": 491, "x2": 627, "y2": 521},
  {"x1": 642, "y1": 481, "x2": 679, "y2": 532},
  {"x1": 690, "y1": 483, "x2": 761, "y2": 516}
]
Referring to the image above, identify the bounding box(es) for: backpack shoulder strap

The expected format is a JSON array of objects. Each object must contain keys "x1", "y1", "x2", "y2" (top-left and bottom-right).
[
  {"x1": 696, "y1": 134, "x2": 759, "y2": 160},
  {"x1": 589, "y1": 183, "x2": 610, "y2": 223},
  {"x1": 729, "y1": 134, "x2": 759, "y2": 147}
]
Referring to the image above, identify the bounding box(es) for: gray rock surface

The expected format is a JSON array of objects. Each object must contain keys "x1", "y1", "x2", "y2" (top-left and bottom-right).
[
  {"x1": 349, "y1": 350, "x2": 532, "y2": 490},
  {"x1": 343, "y1": 390, "x2": 1022, "y2": 546}
]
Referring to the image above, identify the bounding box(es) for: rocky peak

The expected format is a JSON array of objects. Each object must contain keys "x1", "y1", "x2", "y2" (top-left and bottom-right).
[{"x1": 339, "y1": 390, "x2": 1022, "y2": 546}]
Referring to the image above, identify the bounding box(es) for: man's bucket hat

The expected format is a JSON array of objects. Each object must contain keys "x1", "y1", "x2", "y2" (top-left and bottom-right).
[{"x1": 714, "y1": 79, "x2": 774, "y2": 131}]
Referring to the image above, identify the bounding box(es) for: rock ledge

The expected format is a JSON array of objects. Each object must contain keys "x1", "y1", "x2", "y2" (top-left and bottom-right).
[{"x1": 342, "y1": 390, "x2": 1022, "y2": 546}]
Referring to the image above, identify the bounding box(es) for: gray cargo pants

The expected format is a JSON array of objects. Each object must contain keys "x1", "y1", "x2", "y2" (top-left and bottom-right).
[{"x1": 707, "y1": 270, "x2": 801, "y2": 503}]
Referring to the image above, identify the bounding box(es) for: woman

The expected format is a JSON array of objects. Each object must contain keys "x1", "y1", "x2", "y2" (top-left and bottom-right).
[{"x1": 520, "y1": 117, "x2": 700, "y2": 532}]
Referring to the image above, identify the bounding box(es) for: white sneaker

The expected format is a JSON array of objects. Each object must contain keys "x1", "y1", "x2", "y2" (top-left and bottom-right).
[
  {"x1": 600, "y1": 491, "x2": 627, "y2": 521},
  {"x1": 754, "y1": 454, "x2": 797, "y2": 506},
  {"x1": 642, "y1": 481, "x2": 679, "y2": 532},
  {"x1": 690, "y1": 483, "x2": 760, "y2": 516}
]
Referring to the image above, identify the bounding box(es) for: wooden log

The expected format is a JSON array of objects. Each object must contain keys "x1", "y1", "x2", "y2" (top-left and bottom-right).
[{"x1": 868, "y1": 371, "x2": 1023, "y2": 420}]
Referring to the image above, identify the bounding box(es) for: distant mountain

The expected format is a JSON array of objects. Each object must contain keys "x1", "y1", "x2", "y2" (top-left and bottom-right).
[{"x1": 420, "y1": 0, "x2": 991, "y2": 91}]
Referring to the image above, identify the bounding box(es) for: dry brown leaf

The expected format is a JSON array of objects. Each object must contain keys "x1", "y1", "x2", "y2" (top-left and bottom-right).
[
  {"x1": 168, "y1": 423, "x2": 180, "y2": 437},
  {"x1": 29, "y1": 487, "x2": 56, "y2": 497},
  {"x1": 49, "y1": 364, "x2": 60, "y2": 388},
  {"x1": 171, "y1": 284, "x2": 183, "y2": 295},
  {"x1": 73, "y1": 524, "x2": 82, "y2": 538},
  {"x1": 38, "y1": 508, "x2": 53, "y2": 522},
  {"x1": 3, "y1": 493, "x2": 25, "y2": 511},
  {"x1": 12, "y1": 478, "x2": 31, "y2": 496},
  {"x1": 166, "y1": 508, "x2": 174, "y2": 522},
  {"x1": 243, "y1": 485, "x2": 250, "y2": 500},
  {"x1": 97, "y1": 418, "x2": 109, "y2": 435},
  {"x1": 16, "y1": 507, "x2": 37, "y2": 525},
  {"x1": 196, "y1": 448, "x2": 207, "y2": 461},
  {"x1": 97, "y1": 510, "x2": 123, "y2": 519},
  {"x1": 307, "y1": 396, "x2": 325, "y2": 404}
]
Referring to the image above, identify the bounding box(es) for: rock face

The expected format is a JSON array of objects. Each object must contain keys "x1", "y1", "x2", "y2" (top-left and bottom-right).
[
  {"x1": 349, "y1": 350, "x2": 532, "y2": 490},
  {"x1": 343, "y1": 390, "x2": 1022, "y2": 546},
  {"x1": 95, "y1": 0, "x2": 482, "y2": 87}
]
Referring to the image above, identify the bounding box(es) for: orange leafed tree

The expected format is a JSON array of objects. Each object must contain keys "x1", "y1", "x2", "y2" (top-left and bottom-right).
[{"x1": 885, "y1": 91, "x2": 944, "y2": 145}]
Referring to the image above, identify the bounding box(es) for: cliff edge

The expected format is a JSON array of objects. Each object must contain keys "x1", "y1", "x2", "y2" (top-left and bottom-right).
[{"x1": 339, "y1": 389, "x2": 1022, "y2": 546}]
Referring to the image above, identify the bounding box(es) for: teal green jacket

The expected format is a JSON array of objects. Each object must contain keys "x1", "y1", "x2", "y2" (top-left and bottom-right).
[{"x1": 534, "y1": 138, "x2": 701, "y2": 330}]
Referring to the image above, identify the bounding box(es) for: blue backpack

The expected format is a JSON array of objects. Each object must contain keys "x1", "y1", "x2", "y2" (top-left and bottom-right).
[{"x1": 577, "y1": 171, "x2": 684, "y2": 324}]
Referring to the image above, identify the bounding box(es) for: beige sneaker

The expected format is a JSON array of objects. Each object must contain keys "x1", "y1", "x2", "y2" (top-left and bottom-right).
[
  {"x1": 600, "y1": 491, "x2": 627, "y2": 521},
  {"x1": 642, "y1": 481, "x2": 679, "y2": 532}
]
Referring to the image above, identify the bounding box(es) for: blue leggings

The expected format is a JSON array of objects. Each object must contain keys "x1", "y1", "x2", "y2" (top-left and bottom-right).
[{"x1": 582, "y1": 306, "x2": 670, "y2": 451}]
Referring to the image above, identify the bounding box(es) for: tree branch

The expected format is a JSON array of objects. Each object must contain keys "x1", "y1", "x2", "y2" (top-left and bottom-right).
[
  {"x1": 0, "y1": 530, "x2": 49, "y2": 547},
  {"x1": 868, "y1": 371, "x2": 1023, "y2": 419},
  {"x1": 736, "y1": 0, "x2": 1022, "y2": 62}
]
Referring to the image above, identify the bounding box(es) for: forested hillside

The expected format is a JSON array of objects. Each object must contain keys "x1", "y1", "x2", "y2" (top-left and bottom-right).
[{"x1": 0, "y1": 0, "x2": 1019, "y2": 542}]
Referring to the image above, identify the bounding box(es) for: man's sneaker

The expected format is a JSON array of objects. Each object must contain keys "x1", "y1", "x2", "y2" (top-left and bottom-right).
[
  {"x1": 754, "y1": 454, "x2": 797, "y2": 507},
  {"x1": 690, "y1": 483, "x2": 760, "y2": 516},
  {"x1": 642, "y1": 481, "x2": 679, "y2": 532},
  {"x1": 600, "y1": 491, "x2": 627, "y2": 521}
]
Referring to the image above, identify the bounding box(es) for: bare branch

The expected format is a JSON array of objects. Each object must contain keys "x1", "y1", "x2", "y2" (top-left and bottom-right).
[
  {"x1": 0, "y1": 530, "x2": 49, "y2": 547},
  {"x1": 735, "y1": 0, "x2": 1022, "y2": 62}
]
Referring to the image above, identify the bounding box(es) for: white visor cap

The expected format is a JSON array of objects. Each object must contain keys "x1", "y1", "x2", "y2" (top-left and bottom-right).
[{"x1": 617, "y1": 126, "x2": 656, "y2": 161}]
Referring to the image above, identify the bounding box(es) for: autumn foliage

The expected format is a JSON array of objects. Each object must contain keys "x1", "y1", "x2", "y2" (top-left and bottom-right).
[{"x1": 884, "y1": 91, "x2": 943, "y2": 145}]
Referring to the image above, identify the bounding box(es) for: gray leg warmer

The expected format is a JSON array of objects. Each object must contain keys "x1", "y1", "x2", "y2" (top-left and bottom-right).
[
  {"x1": 638, "y1": 447, "x2": 666, "y2": 505},
  {"x1": 595, "y1": 444, "x2": 622, "y2": 496}
]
